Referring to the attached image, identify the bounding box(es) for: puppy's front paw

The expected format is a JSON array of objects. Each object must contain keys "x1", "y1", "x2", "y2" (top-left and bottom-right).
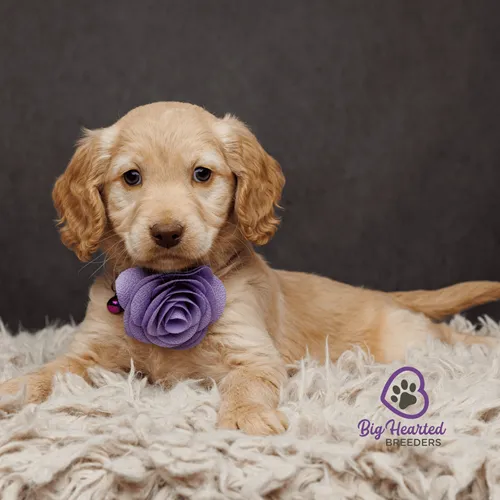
[
  {"x1": 0, "y1": 375, "x2": 49, "y2": 408},
  {"x1": 0, "y1": 378, "x2": 26, "y2": 412},
  {"x1": 218, "y1": 405, "x2": 288, "y2": 435},
  {"x1": 0, "y1": 379, "x2": 23, "y2": 397}
]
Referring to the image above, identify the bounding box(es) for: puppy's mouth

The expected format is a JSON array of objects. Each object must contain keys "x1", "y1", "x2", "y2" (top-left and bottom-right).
[
  {"x1": 133, "y1": 246, "x2": 208, "y2": 273},
  {"x1": 121, "y1": 228, "x2": 212, "y2": 273}
]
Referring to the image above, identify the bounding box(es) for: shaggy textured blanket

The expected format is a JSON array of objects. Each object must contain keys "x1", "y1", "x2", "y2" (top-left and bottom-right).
[{"x1": 1, "y1": 317, "x2": 500, "y2": 499}]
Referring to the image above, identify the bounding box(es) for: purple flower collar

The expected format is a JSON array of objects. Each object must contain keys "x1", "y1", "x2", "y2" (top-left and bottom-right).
[{"x1": 107, "y1": 266, "x2": 226, "y2": 350}]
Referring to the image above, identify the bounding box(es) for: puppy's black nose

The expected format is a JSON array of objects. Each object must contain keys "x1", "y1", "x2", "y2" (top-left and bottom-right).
[{"x1": 150, "y1": 223, "x2": 184, "y2": 249}]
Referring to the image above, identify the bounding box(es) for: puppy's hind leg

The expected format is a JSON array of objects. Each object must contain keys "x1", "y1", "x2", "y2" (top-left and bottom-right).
[
  {"x1": 435, "y1": 322, "x2": 498, "y2": 350},
  {"x1": 373, "y1": 307, "x2": 497, "y2": 363}
]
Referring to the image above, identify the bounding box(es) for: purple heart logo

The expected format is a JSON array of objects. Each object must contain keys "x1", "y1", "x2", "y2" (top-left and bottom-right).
[{"x1": 380, "y1": 366, "x2": 429, "y2": 419}]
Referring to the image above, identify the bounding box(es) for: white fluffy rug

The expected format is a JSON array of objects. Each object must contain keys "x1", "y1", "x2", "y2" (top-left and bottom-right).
[{"x1": 2, "y1": 317, "x2": 500, "y2": 499}]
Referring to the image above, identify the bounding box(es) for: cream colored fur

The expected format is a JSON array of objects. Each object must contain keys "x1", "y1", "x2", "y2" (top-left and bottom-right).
[{"x1": 1, "y1": 102, "x2": 500, "y2": 437}]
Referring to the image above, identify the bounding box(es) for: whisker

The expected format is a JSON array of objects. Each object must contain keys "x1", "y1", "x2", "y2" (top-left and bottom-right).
[
  {"x1": 79, "y1": 253, "x2": 105, "y2": 273},
  {"x1": 89, "y1": 259, "x2": 107, "y2": 280}
]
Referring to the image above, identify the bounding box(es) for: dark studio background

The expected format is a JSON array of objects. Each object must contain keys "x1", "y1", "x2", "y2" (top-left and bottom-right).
[{"x1": 1, "y1": 0, "x2": 500, "y2": 330}]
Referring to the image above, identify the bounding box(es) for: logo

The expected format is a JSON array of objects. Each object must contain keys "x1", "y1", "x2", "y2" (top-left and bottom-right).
[
  {"x1": 357, "y1": 366, "x2": 446, "y2": 447},
  {"x1": 380, "y1": 366, "x2": 429, "y2": 419}
]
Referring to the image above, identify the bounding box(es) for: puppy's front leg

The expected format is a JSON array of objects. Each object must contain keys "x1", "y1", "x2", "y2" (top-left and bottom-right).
[
  {"x1": 0, "y1": 326, "x2": 129, "y2": 406},
  {"x1": 0, "y1": 353, "x2": 96, "y2": 405},
  {"x1": 213, "y1": 312, "x2": 288, "y2": 435},
  {"x1": 218, "y1": 364, "x2": 288, "y2": 435}
]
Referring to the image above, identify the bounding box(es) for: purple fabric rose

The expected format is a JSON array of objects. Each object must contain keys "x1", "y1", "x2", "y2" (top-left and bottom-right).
[{"x1": 115, "y1": 266, "x2": 226, "y2": 349}]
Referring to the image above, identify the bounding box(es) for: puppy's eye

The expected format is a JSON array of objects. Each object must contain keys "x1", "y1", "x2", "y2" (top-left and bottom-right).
[
  {"x1": 123, "y1": 169, "x2": 142, "y2": 186},
  {"x1": 193, "y1": 166, "x2": 212, "y2": 183}
]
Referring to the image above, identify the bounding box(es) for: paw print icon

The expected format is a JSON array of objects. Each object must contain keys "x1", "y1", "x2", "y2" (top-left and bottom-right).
[{"x1": 380, "y1": 366, "x2": 429, "y2": 419}]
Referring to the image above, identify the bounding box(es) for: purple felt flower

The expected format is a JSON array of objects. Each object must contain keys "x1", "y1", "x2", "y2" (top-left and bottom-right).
[{"x1": 115, "y1": 266, "x2": 226, "y2": 349}]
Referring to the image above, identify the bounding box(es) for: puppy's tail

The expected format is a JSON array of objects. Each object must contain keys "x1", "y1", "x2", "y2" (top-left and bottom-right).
[{"x1": 389, "y1": 281, "x2": 500, "y2": 321}]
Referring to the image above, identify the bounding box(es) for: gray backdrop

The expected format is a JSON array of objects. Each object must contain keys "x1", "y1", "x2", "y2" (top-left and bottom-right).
[{"x1": 1, "y1": 0, "x2": 500, "y2": 330}]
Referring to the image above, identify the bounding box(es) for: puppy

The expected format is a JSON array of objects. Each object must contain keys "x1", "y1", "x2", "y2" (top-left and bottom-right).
[{"x1": 1, "y1": 101, "x2": 500, "y2": 435}]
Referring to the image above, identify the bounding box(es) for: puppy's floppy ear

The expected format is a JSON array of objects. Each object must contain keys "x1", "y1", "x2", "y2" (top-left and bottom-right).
[
  {"x1": 215, "y1": 115, "x2": 285, "y2": 245},
  {"x1": 52, "y1": 127, "x2": 115, "y2": 261}
]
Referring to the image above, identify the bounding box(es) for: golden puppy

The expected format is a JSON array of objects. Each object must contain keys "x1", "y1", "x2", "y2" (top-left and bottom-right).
[{"x1": 1, "y1": 101, "x2": 500, "y2": 435}]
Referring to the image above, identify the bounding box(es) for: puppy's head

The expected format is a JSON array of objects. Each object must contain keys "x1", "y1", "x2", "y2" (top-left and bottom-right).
[{"x1": 53, "y1": 102, "x2": 284, "y2": 271}]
